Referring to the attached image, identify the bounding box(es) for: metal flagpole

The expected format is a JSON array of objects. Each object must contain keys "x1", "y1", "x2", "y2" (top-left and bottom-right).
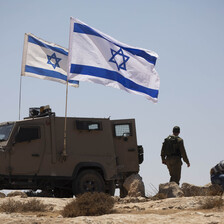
[
  {"x1": 62, "y1": 80, "x2": 69, "y2": 158},
  {"x1": 20, "y1": 33, "x2": 29, "y2": 121},
  {"x1": 18, "y1": 75, "x2": 22, "y2": 120},
  {"x1": 61, "y1": 19, "x2": 73, "y2": 160}
]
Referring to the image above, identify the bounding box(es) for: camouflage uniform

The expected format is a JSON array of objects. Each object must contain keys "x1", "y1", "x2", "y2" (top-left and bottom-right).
[{"x1": 161, "y1": 135, "x2": 190, "y2": 185}]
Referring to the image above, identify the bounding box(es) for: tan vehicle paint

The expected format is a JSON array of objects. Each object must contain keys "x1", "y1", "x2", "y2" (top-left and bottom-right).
[{"x1": 0, "y1": 106, "x2": 143, "y2": 197}]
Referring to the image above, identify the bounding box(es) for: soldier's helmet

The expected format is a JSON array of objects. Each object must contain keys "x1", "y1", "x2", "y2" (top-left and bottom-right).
[{"x1": 173, "y1": 126, "x2": 180, "y2": 133}]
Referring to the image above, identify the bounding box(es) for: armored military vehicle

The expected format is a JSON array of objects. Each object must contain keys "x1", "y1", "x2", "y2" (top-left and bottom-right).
[{"x1": 0, "y1": 106, "x2": 143, "y2": 197}]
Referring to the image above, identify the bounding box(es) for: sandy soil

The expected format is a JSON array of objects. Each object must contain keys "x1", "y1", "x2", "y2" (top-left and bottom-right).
[{"x1": 0, "y1": 196, "x2": 223, "y2": 224}]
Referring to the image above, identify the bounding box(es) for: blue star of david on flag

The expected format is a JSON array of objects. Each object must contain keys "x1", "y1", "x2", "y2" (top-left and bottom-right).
[
  {"x1": 47, "y1": 52, "x2": 61, "y2": 69},
  {"x1": 109, "y1": 48, "x2": 129, "y2": 71}
]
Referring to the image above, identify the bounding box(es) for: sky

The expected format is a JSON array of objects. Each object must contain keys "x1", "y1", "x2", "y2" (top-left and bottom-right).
[{"x1": 0, "y1": 0, "x2": 224, "y2": 195}]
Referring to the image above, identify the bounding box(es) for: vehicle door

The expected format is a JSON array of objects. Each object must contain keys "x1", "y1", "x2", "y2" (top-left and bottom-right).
[
  {"x1": 111, "y1": 120, "x2": 139, "y2": 173},
  {"x1": 10, "y1": 124, "x2": 45, "y2": 175},
  {"x1": 0, "y1": 123, "x2": 14, "y2": 175}
]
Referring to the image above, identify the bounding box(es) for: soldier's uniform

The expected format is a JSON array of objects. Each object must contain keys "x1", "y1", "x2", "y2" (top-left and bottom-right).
[
  {"x1": 161, "y1": 127, "x2": 190, "y2": 185},
  {"x1": 210, "y1": 160, "x2": 224, "y2": 190}
]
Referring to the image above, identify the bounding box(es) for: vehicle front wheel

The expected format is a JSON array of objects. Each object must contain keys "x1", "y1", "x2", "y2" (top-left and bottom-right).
[{"x1": 73, "y1": 169, "x2": 105, "y2": 196}]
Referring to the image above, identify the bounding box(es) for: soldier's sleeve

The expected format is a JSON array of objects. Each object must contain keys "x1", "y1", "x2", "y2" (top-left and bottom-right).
[
  {"x1": 179, "y1": 139, "x2": 190, "y2": 165},
  {"x1": 160, "y1": 142, "x2": 166, "y2": 163}
]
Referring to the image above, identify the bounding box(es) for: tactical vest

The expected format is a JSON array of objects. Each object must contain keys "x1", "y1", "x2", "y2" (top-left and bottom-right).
[{"x1": 163, "y1": 135, "x2": 181, "y2": 157}]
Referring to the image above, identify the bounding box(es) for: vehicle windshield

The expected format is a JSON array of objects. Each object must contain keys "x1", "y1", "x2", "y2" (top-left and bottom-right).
[{"x1": 0, "y1": 123, "x2": 14, "y2": 142}]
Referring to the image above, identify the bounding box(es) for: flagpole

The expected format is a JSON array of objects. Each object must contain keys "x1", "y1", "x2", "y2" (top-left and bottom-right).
[
  {"x1": 61, "y1": 18, "x2": 73, "y2": 159},
  {"x1": 19, "y1": 33, "x2": 28, "y2": 121},
  {"x1": 18, "y1": 75, "x2": 22, "y2": 120},
  {"x1": 62, "y1": 80, "x2": 69, "y2": 158}
]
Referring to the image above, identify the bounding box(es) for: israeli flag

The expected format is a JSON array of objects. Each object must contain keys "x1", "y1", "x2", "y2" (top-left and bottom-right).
[
  {"x1": 68, "y1": 18, "x2": 159, "y2": 102},
  {"x1": 21, "y1": 33, "x2": 79, "y2": 87}
]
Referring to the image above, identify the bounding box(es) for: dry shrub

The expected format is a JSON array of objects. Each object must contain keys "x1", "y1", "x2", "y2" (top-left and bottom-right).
[
  {"x1": 206, "y1": 186, "x2": 223, "y2": 196},
  {"x1": 151, "y1": 192, "x2": 167, "y2": 201},
  {"x1": 200, "y1": 196, "x2": 223, "y2": 209},
  {"x1": 20, "y1": 199, "x2": 47, "y2": 212},
  {"x1": 0, "y1": 199, "x2": 47, "y2": 213},
  {"x1": 0, "y1": 199, "x2": 22, "y2": 213},
  {"x1": 61, "y1": 192, "x2": 115, "y2": 217}
]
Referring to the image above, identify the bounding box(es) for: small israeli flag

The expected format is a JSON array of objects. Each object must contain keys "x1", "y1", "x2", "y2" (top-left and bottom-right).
[
  {"x1": 21, "y1": 33, "x2": 79, "y2": 87},
  {"x1": 68, "y1": 18, "x2": 159, "y2": 102}
]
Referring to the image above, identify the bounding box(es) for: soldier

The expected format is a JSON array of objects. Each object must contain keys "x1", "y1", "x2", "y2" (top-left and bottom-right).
[
  {"x1": 161, "y1": 126, "x2": 190, "y2": 185},
  {"x1": 210, "y1": 160, "x2": 224, "y2": 190}
]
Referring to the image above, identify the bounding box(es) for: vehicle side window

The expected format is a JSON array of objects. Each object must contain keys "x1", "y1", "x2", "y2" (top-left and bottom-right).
[
  {"x1": 15, "y1": 126, "x2": 40, "y2": 143},
  {"x1": 0, "y1": 124, "x2": 14, "y2": 141},
  {"x1": 114, "y1": 124, "x2": 131, "y2": 137},
  {"x1": 76, "y1": 121, "x2": 102, "y2": 131}
]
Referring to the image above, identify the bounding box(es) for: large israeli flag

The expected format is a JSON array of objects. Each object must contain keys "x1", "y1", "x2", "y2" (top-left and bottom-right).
[
  {"x1": 68, "y1": 18, "x2": 159, "y2": 102},
  {"x1": 21, "y1": 33, "x2": 79, "y2": 87}
]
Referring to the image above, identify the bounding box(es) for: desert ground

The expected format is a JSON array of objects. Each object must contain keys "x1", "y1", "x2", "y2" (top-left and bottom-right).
[{"x1": 0, "y1": 194, "x2": 223, "y2": 224}]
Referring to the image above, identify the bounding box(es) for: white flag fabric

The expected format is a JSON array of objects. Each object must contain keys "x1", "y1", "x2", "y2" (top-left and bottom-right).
[
  {"x1": 68, "y1": 18, "x2": 159, "y2": 102},
  {"x1": 21, "y1": 33, "x2": 79, "y2": 87}
]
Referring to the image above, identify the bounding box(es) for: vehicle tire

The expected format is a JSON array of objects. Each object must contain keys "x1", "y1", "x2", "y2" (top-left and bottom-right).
[{"x1": 73, "y1": 169, "x2": 105, "y2": 196}]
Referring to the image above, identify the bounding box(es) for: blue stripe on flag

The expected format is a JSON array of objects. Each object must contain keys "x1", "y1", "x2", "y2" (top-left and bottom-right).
[
  {"x1": 73, "y1": 23, "x2": 157, "y2": 65},
  {"x1": 28, "y1": 36, "x2": 68, "y2": 56},
  {"x1": 70, "y1": 64, "x2": 158, "y2": 98},
  {"x1": 25, "y1": 65, "x2": 79, "y2": 85}
]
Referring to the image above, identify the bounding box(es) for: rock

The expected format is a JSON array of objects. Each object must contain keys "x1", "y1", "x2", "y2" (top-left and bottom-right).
[
  {"x1": 7, "y1": 191, "x2": 28, "y2": 198},
  {"x1": 181, "y1": 183, "x2": 223, "y2": 197},
  {"x1": 158, "y1": 182, "x2": 184, "y2": 198},
  {"x1": 123, "y1": 174, "x2": 145, "y2": 197},
  {"x1": 0, "y1": 192, "x2": 6, "y2": 198}
]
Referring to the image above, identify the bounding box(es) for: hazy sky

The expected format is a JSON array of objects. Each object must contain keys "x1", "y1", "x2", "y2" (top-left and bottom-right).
[{"x1": 0, "y1": 0, "x2": 224, "y2": 194}]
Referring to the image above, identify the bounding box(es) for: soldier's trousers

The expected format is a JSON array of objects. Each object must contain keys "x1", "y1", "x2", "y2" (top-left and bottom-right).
[{"x1": 165, "y1": 156, "x2": 182, "y2": 185}]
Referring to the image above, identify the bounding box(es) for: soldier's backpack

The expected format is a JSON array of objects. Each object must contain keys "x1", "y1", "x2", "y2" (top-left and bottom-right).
[{"x1": 163, "y1": 135, "x2": 180, "y2": 156}]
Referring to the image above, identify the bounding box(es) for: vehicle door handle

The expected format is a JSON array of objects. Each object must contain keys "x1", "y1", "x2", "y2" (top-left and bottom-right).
[{"x1": 32, "y1": 154, "x2": 40, "y2": 157}]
